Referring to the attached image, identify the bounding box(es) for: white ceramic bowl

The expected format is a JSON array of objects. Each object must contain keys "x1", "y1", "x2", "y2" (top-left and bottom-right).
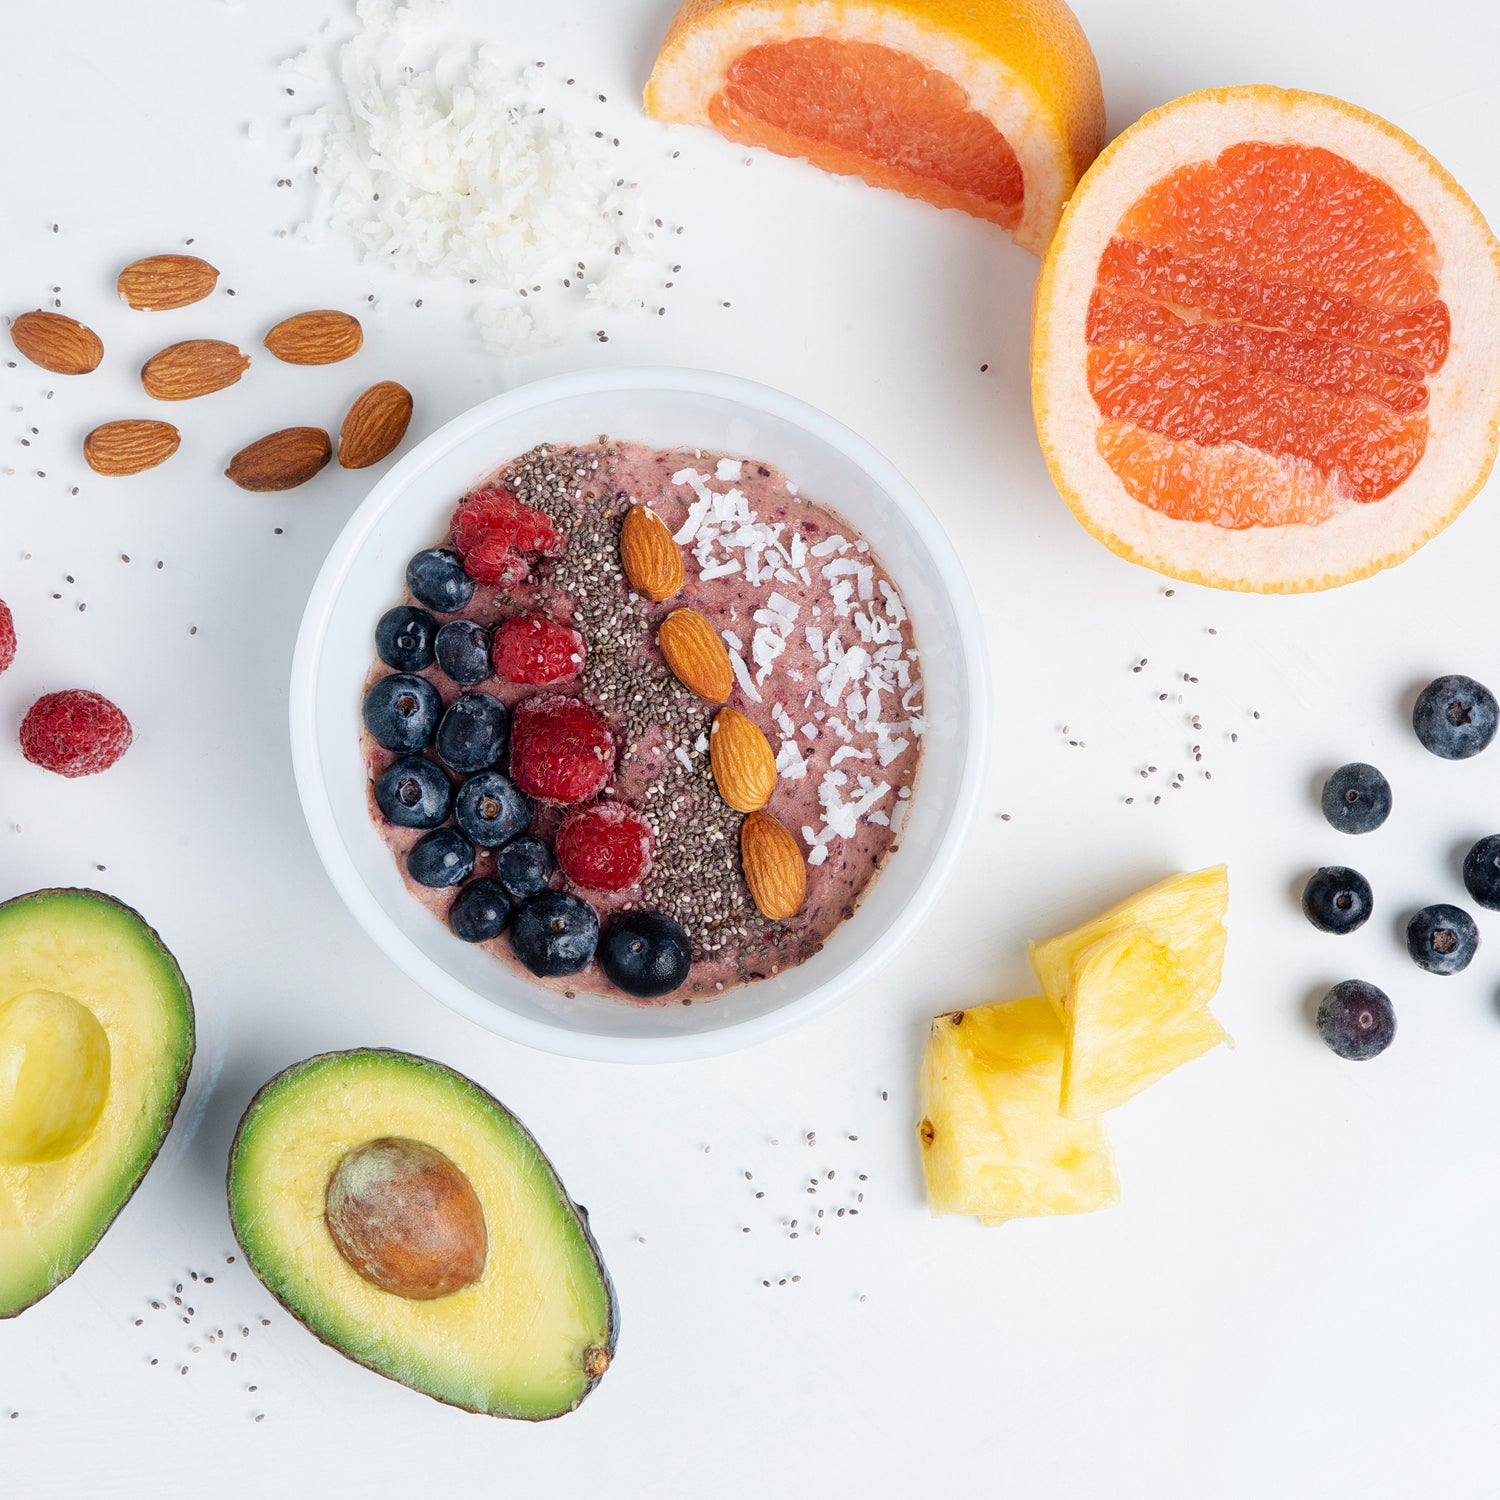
[{"x1": 290, "y1": 368, "x2": 988, "y2": 1062}]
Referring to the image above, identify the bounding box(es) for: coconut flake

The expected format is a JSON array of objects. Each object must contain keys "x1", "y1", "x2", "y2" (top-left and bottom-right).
[
  {"x1": 775, "y1": 741, "x2": 808, "y2": 780},
  {"x1": 727, "y1": 646, "x2": 764, "y2": 704}
]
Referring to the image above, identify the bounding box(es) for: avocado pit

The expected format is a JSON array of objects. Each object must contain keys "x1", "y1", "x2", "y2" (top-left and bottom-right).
[{"x1": 325, "y1": 1137, "x2": 487, "y2": 1300}]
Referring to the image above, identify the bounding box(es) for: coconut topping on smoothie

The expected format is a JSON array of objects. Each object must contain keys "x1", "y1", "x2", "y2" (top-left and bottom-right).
[{"x1": 360, "y1": 439, "x2": 923, "y2": 1004}]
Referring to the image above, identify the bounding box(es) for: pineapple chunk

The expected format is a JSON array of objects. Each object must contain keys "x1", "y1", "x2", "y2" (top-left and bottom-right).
[
  {"x1": 1028, "y1": 868, "x2": 1229, "y2": 1117},
  {"x1": 918, "y1": 997, "x2": 1119, "y2": 1224},
  {"x1": 1029, "y1": 866, "x2": 1228, "y2": 1021},
  {"x1": 1058, "y1": 926, "x2": 1230, "y2": 1118}
]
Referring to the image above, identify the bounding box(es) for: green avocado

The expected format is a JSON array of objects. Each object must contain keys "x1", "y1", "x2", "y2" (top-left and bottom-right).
[
  {"x1": 0, "y1": 888, "x2": 195, "y2": 1318},
  {"x1": 227, "y1": 1049, "x2": 618, "y2": 1420}
]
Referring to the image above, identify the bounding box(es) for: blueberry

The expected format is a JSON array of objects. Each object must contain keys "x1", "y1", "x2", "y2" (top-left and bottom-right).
[
  {"x1": 600, "y1": 911, "x2": 692, "y2": 998},
  {"x1": 406, "y1": 547, "x2": 475, "y2": 613},
  {"x1": 1463, "y1": 835, "x2": 1500, "y2": 910},
  {"x1": 1301, "y1": 867, "x2": 1373, "y2": 935},
  {"x1": 363, "y1": 673, "x2": 442, "y2": 753},
  {"x1": 509, "y1": 890, "x2": 599, "y2": 977},
  {"x1": 1316, "y1": 980, "x2": 1396, "y2": 1061},
  {"x1": 448, "y1": 878, "x2": 512, "y2": 943},
  {"x1": 454, "y1": 771, "x2": 531, "y2": 848},
  {"x1": 374, "y1": 606, "x2": 437, "y2": 672},
  {"x1": 434, "y1": 620, "x2": 491, "y2": 686},
  {"x1": 1412, "y1": 674, "x2": 1498, "y2": 760},
  {"x1": 406, "y1": 827, "x2": 474, "y2": 889},
  {"x1": 374, "y1": 756, "x2": 452, "y2": 830},
  {"x1": 1406, "y1": 903, "x2": 1479, "y2": 975},
  {"x1": 435, "y1": 692, "x2": 508, "y2": 774},
  {"x1": 1320, "y1": 762, "x2": 1392, "y2": 834},
  {"x1": 494, "y1": 835, "x2": 555, "y2": 903}
]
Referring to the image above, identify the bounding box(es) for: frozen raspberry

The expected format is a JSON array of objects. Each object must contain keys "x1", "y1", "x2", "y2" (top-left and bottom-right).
[
  {"x1": 508, "y1": 694, "x2": 615, "y2": 805},
  {"x1": 0, "y1": 600, "x2": 14, "y2": 674},
  {"x1": 556, "y1": 802, "x2": 655, "y2": 893},
  {"x1": 20, "y1": 690, "x2": 132, "y2": 777},
  {"x1": 450, "y1": 487, "x2": 565, "y2": 586},
  {"x1": 492, "y1": 615, "x2": 586, "y2": 685}
]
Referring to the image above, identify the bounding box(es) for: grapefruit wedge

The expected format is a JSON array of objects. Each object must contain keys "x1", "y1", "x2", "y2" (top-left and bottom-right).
[
  {"x1": 644, "y1": 0, "x2": 1104, "y2": 253},
  {"x1": 1031, "y1": 87, "x2": 1500, "y2": 592}
]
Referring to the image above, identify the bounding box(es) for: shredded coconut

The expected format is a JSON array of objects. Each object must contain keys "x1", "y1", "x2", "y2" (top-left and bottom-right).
[{"x1": 285, "y1": 0, "x2": 653, "y2": 347}]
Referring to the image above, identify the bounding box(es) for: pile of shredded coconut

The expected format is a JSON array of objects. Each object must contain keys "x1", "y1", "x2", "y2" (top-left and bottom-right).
[
  {"x1": 282, "y1": 0, "x2": 650, "y2": 346},
  {"x1": 667, "y1": 463, "x2": 925, "y2": 867}
]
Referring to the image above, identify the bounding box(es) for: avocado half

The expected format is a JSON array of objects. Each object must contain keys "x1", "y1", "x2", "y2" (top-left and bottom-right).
[
  {"x1": 0, "y1": 888, "x2": 195, "y2": 1318},
  {"x1": 226, "y1": 1049, "x2": 618, "y2": 1420}
]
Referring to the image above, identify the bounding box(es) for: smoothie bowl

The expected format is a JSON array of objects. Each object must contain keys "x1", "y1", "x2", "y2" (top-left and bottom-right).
[{"x1": 290, "y1": 369, "x2": 987, "y2": 1061}]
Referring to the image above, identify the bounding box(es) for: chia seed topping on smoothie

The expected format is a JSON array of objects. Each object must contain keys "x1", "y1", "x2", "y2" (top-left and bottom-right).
[{"x1": 361, "y1": 439, "x2": 924, "y2": 1003}]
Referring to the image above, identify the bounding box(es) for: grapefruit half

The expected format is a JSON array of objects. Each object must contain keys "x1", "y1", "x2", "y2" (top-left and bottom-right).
[
  {"x1": 644, "y1": 0, "x2": 1104, "y2": 253},
  {"x1": 1031, "y1": 87, "x2": 1500, "y2": 592}
]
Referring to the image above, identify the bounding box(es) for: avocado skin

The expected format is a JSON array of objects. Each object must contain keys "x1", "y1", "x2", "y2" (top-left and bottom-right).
[
  {"x1": 225, "y1": 1048, "x2": 620, "y2": 1419},
  {"x1": 0, "y1": 888, "x2": 195, "y2": 1319}
]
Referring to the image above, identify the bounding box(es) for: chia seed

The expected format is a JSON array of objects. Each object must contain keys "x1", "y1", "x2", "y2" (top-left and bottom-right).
[{"x1": 493, "y1": 443, "x2": 753, "y2": 957}]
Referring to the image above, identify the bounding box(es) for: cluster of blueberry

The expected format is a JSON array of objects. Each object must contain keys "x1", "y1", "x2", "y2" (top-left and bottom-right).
[
  {"x1": 1306, "y1": 674, "x2": 1500, "y2": 1061},
  {"x1": 362, "y1": 545, "x2": 691, "y2": 999}
]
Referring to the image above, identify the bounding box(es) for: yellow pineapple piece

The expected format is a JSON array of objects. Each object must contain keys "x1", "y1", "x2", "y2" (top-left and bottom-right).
[
  {"x1": 1058, "y1": 926, "x2": 1230, "y2": 1118},
  {"x1": 1029, "y1": 865, "x2": 1228, "y2": 1020},
  {"x1": 918, "y1": 997, "x2": 1119, "y2": 1224},
  {"x1": 1028, "y1": 868, "x2": 1229, "y2": 1117}
]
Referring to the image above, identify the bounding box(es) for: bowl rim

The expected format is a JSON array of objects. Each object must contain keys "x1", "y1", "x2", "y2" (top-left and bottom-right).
[{"x1": 289, "y1": 365, "x2": 989, "y2": 1063}]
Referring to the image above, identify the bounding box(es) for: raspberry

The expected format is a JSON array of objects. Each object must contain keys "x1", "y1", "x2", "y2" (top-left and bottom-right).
[
  {"x1": 20, "y1": 690, "x2": 132, "y2": 777},
  {"x1": 0, "y1": 600, "x2": 14, "y2": 674},
  {"x1": 450, "y1": 487, "x2": 565, "y2": 587},
  {"x1": 556, "y1": 802, "x2": 655, "y2": 893},
  {"x1": 508, "y1": 694, "x2": 615, "y2": 805},
  {"x1": 462, "y1": 533, "x2": 531, "y2": 588},
  {"x1": 492, "y1": 615, "x2": 586, "y2": 685}
]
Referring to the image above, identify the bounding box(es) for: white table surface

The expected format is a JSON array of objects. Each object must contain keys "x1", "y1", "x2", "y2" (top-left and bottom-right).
[{"x1": 4, "y1": 1, "x2": 1500, "y2": 1494}]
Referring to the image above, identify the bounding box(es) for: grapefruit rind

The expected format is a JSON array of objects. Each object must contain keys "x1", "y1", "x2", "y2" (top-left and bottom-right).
[
  {"x1": 1031, "y1": 87, "x2": 1500, "y2": 593},
  {"x1": 645, "y1": 0, "x2": 1105, "y2": 254}
]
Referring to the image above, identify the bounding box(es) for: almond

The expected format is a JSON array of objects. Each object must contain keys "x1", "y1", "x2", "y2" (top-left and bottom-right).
[
  {"x1": 116, "y1": 254, "x2": 219, "y2": 311},
  {"x1": 338, "y1": 380, "x2": 413, "y2": 469},
  {"x1": 658, "y1": 608, "x2": 733, "y2": 702},
  {"x1": 740, "y1": 811, "x2": 807, "y2": 921},
  {"x1": 225, "y1": 427, "x2": 332, "y2": 491},
  {"x1": 83, "y1": 420, "x2": 181, "y2": 476},
  {"x1": 141, "y1": 339, "x2": 249, "y2": 400},
  {"x1": 710, "y1": 708, "x2": 777, "y2": 813},
  {"x1": 264, "y1": 310, "x2": 363, "y2": 365},
  {"x1": 10, "y1": 311, "x2": 103, "y2": 375},
  {"x1": 620, "y1": 504, "x2": 684, "y2": 601}
]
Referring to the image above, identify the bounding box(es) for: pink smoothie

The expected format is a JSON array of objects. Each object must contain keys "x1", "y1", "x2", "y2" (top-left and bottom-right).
[{"x1": 362, "y1": 440, "x2": 924, "y2": 1004}]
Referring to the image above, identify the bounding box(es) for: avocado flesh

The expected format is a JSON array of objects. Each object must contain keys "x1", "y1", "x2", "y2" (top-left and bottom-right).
[
  {"x1": 0, "y1": 889, "x2": 195, "y2": 1317},
  {"x1": 227, "y1": 1050, "x2": 618, "y2": 1420}
]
